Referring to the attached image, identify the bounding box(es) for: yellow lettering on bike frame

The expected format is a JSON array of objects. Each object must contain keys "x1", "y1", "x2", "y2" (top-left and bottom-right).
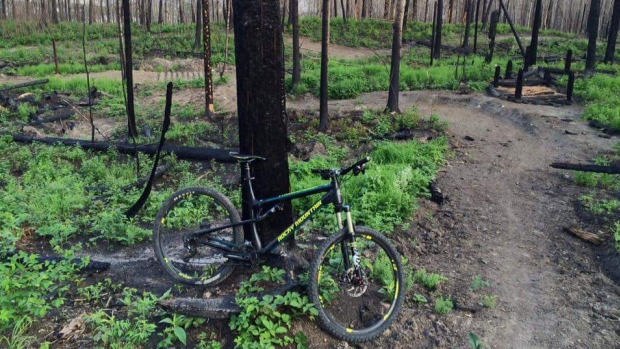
[{"x1": 277, "y1": 201, "x2": 322, "y2": 242}]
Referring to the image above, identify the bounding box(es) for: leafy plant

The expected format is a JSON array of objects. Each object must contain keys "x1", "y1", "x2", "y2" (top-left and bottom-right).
[
  {"x1": 230, "y1": 267, "x2": 317, "y2": 348},
  {"x1": 579, "y1": 194, "x2": 620, "y2": 215},
  {"x1": 158, "y1": 314, "x2": 205, "y2": 348},
  {"x1": 612, "y1": 222, "x2": 620, "y2": 253},
  {"x1": 468, "y1": 332, "x2": 487, "y2": 349},
  {"x1": 0, "y1": 316, "x2": 35, "y2": 349},
  {"x1": 434, "y1": 296, "x2": 454, "y2": 315},
  {"x1": 413, "y1": 268, "x2": 447, "y2": 290},
  {"x1": 0, "y1": 251, "x2": 79, "y2": 330},
  {"x1": 471, "y1": 274, "x2": 490, "y2": 291},
  {"x1": 86, "y1": 310, "x2": 157, "y2": 348},
  {"x1": 479, "y1": 295, "x2": 498, "y2": 308},
  {"x1": 413, "y1": 293, "x2": 428, "y2": 303}
]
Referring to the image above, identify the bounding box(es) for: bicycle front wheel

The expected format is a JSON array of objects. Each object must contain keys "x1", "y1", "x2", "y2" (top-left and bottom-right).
[
  {"x1": 309, "y1": 226, "x2": 405, "y2": 343},
  {"x1": 153, "y1": 187, "x2": 243, "y2": 286}
]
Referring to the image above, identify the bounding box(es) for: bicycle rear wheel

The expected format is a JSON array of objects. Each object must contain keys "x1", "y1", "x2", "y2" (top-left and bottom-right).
[
  {"x1": 153, "y1": 187, "x2": 243, "y2": 286},
  {"x1": 308, "y1": 226, "x2": 405, "y2": 343}
]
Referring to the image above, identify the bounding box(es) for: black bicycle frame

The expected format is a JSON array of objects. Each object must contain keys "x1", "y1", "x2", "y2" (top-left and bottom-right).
[{"x1": 191, "y1": 176, "x2": 343, "y2": 257}]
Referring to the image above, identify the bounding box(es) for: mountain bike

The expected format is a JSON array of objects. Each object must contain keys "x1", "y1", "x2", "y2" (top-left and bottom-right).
[{"x1": 152, "y1": 153, "x2": 405, "y2": 342}]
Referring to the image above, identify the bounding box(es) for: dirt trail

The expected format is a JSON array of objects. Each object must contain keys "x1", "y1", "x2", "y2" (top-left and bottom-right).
[{"x1": 286, "y1": 91, "x2": 620, "y2": 348}]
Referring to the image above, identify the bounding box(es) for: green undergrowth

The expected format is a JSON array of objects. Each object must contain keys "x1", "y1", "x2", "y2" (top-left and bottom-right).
[
  {"x1": 289, "y1": 135, "x2": 447, "y2": 234},
  {"x1": 0, "y1": 136, "x2": 237, "y2": 249},
  {"x1": 0, "y1": 249, "x2": 81, "y2": 331},
  {"x1": 575, "y1": 70, "x2": 620, "y2": 131},
  {"x1": 230, "y1": 266, "x2": 315, "y2": 348},
  {"x1": 288, "y1": 50, "x2": 497, "y2": 98},
  {"x1": 571, "y1": 149, "x2": 620, "y2": 253}
]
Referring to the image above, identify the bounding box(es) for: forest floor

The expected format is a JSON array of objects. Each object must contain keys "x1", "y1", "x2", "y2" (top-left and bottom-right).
[{"x1": 4, "y1": 39, "x2": 620, "y2": 348}]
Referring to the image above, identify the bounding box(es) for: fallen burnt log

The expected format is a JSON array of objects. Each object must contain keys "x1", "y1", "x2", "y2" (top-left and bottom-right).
[
  {"x1": 551, "y1": 162, "x2": 620, "y2": 174},
  {"x1": 495, "y1": 78, "x2": 549, "y2": 87},
  {"x1": 3, "y1": 250, "x2": 110, "y2": 272},
  {"x1": 158, "y1": 281, "x2": 300, "y2": 319},
  {"x1": 11, "y1": 134, "x2": 237, "y2": 162},
  {"x1": 30, "y1": 110, "x2": 75, "y2": 125},
  {"x1": 0, "y1": 79, "x2": 49, "y2": 92}
]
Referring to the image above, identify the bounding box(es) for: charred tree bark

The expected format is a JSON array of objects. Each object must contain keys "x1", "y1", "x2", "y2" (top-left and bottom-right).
[
  {"x1": 158, "y1": 0, "x2": 163, "y2": 23},
  {"x1": 447, "y1": 0, "x2": 453, "y2": 23},
  {"x1": 89, "y1": 0, "x2": 94, "y2": 23},
  {"x1": 586, "y1": 0, "x2": 602, "y2": 72},
  {"x1": 51, "y1": 0, "x2": 59, "y2": 23},
  {"x1": 498, "y1": 0, "x2": 525, "y2": 58},
  {"x1": 319, "y1": 0, "x2": 330, "y2": 132},
  {"x1": 402, "y1": 0, "x2": 410, "y2": 44},
  {"x1": 386, "y1": 0, "x2": 405, "y2": 113},
  {"x1": 605, "y1": 0, "x2": 620, "y2": 63},
  {"x1": 433, "y1": 0, "x2": 443, "y2": 59},
  {"x1": 179, "y1": 0, "x2": 185, "y2": 23},
  {"x1": 482, "y1": 0, "x2": 493, "y2": 30},
  {"x1": 530, "y1": 0, "x2": 542, "y2": 65},
  {"x1": 194, "y1": 0, "x2": 202, "y2": 49},
  {"x1": 473, "y1": 0, "x2": 481, "y2": 53},
  {"x1": 462, "y1": 0, "x2": 473, "y2": 48},
  {"x1": 232, "y1": 0, "x2": 294, "y2": 245},
  {"x1": 384, "y1": 0, "x2": 390, "y2": 18},
  {"x1": 291, "y1": 0, "x2": 301, "y2": 89},
  {"x1": 202, "y1": 0, "x2": 214, "y2": 117},
  {"x1": 122, "y1": 0, "x2": 139, "y2": 138},
  {"x1": 486, "y1": 10, "x2": 499, "y2": 63},
  {"x1": 106, "y1": 0, "x2": 111, "y2": 22},
  {"x1": 146, "y1": 0, "x2": 152, "y2": 30},
  {"x1": 11, "y1": 134, "x2": 236, "y2": 162}
]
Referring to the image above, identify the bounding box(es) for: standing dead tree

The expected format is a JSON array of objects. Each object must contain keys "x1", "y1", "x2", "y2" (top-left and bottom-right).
[
  {"x1": 202, "y1": 0, "x2": 214, "y2": 117},
  {"x1": 586, "y1": 0, "x2": 602, "y2": 72},
  {"x1": 605, "y1": 0, "x2": 620, "y2": 63},
  {"x1": 232, "y1": 0, "x2": 294, "y2": 245},
  {"x1": 319, "y1": 0, "x2": 330, "y2": 132},
  {"x1": 386, "y1": 0, "x2": 406, "y2": 113}
]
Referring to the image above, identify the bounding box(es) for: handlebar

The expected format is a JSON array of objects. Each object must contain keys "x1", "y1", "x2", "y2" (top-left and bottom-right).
[{"x1": 311, "y1": 157, "x2": 371, "y2": 180}]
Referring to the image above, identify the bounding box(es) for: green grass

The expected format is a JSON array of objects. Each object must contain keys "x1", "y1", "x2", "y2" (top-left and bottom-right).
[{"x1": 289, "y1": 137, "x2": 447, "y2": 233}]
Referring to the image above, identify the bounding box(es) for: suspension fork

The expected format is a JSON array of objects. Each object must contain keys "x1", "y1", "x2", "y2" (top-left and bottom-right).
[{"x1": 337, "y1": 206, "x2": 361, "y2": 273}]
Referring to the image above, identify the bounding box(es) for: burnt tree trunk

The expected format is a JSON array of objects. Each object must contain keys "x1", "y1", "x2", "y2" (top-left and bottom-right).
[
  {"x1": 89, "y1": 0, "x2": 94, "y2": 23},
  {"x1": 202, "y1": 0, "x2": 214, "y2": 117},
  {"x1": 51, "y1": 0, "x2": 59, "y2": 23},
  {"x1": 194, "y1": 0, "x2": 202, "y2": 49},
  {"x1": 122, "y1": 0, "x2": 139, "y2": 137},
  {"x1": 448, "y1": 0, "x2": 453, "y2": 23},
  {"x1": 232, "y1": 0, "x2": 294, "y2": 245},
  {"x1": 433, "y1": 0, "x2": 443, "y2": 59},
  {"x1": 106, "y1": 0, "x2": 111, "y2": 21},
  {"x1": 462, "y1": 0, "x2": 473, "y2": 48},
  {"x1": 530, "y1": 0, "x2": 542, "y2": 65},
  {"x1": 605, "y1": 0, "x2": 620, "y2": 63},
  {"x1": 402, "y1": 0, "x2": 410, "y2": 43},
  {"x1": 146, "y1": 0, "x2": 152, "y2": 30},
  {"x1": 473, "y1": 0, "x2": 481, "y2": 53},
  {"x1": 586, "y1": 0, "x2": 602, "y2": 71},
  {"x1": 386, "y1": 0, "x2": 406, "y2": 113},
  {"x1": 158, "y1": 0, "x2": 163, "y2": 23},
  {"x1": 319, "y1": 0, "x2": 330, "y2": 132},
  {"x1": 291, "y1": 0, "x2": 301, "y2": 89},
  {"x1": 482, "y1": 0, "x2": 493, "y2": 30}
]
